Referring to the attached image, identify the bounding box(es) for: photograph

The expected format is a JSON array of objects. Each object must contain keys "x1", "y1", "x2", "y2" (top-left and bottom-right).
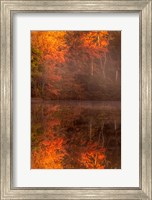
[{"x1": 31, "y1": 31, "x2": 121, "y2": 169}]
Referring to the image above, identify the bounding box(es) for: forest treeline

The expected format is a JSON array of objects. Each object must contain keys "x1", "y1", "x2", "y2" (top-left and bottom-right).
[{"x1": 31, "y1": 31, "x2": 121, "y2": 100}]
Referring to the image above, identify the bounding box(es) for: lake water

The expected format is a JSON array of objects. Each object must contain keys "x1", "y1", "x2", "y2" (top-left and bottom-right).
[{"x1": 31, "y1": 101, "x2": 121, "y2": 169}]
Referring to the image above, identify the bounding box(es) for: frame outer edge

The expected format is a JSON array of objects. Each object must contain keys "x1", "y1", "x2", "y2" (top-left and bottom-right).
[
  {"x1": 0, "y1": 0, "x2": 152, "y2": 199},
  {"x1": 141, "y1": 0, "x2": 152, "y2": 199},
  {"x1": 0, "y1": 0, "x2": 148, "y2": 11},
  {"x1": 1, "y1": 1, "x2": 11, "y2": 200},
  {"x1": 1, "y1": 1, "x2": 7, "y2": 199}
]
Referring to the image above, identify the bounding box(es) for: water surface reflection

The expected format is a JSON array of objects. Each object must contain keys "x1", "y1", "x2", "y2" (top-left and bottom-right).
[{"x1": 31, "y1": 101, "x2": 121, "y2": 169}]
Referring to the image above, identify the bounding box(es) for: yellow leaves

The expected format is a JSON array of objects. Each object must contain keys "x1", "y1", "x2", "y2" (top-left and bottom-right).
[
  {"x1": 81, "y1": 31, "x2": 110, "y2": 57},
  {"x1": 31, "y1": 31, "x2": 67, "y2": 67},
  {"x1": 31, "y1": 31, "x2": 110, "y2": 67}
]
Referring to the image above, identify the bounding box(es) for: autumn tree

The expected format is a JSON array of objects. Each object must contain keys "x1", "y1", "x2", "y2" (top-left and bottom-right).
[
  {"x1": 81, "y1": 31, "x2": 109, "y2": 77},
  {"x1": 31, "y1": 47, "x2": 43, "y2": 97},
  {"x1": 31, "y1": 31, "x2": 67, "y2": 99},
  {"x1": 31, "y1": 31, "x2": 121, "y2": 100}
]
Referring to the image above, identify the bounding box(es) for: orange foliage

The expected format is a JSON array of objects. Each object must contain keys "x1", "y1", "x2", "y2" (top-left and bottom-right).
[
  {"x1": 31, "y1": 31, "x2": 67, "y2": 64},
  {"x1": 82, "y1": 31, "x2": 109, "y2": 58},
  {"x1": 32, "y1": 137, "x2": 66, "y2": 169},
  {"x1": 79, "y1": 143, "x2": 106, "y2": 169},
  {"x1": 31, "y1": 31, "x2": 67, "y2": 98},
  {"x1": 31, "y1": 106, "x2": 66, "y2": 169}
]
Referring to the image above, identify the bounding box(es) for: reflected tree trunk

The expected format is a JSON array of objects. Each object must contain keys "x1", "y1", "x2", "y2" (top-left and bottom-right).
[
  {"x1": 95, "y1": 153, "x2": 98, "y2": 166},
  {"x1": 99, "y1": 122, "x2": 104, "y2": 147},
  {"x1": 91, "y1": 57, "x2": 94, "y2": 76},
  {"x1": 114, "y1": 120, "x2": 117, "y2": 131},
  {"x1": 89, "y1": 118, "x2": 93, "y2": 141}
]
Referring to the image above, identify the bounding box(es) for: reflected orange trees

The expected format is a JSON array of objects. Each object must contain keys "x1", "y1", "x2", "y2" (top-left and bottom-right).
[
  {"x1": 31, "y1": 104, "x2": 66, "y2": 169},
  {"x1": 31, "y1": 102, "x2": 120, "y2": 169}
]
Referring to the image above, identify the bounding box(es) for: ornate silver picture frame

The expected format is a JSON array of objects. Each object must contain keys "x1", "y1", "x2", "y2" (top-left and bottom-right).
[{"x1": 0, "y1": 0, "x2": 151, "y2": 199}]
